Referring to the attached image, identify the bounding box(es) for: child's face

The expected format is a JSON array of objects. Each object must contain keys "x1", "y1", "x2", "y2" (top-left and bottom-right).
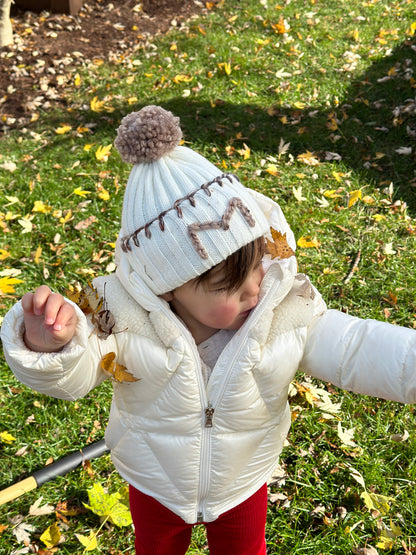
[{"x1": 162, "y1": 261, "x2": 265, "y2": 344}]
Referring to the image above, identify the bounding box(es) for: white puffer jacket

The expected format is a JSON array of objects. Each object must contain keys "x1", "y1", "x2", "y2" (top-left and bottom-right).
[{"x1": 2, "y1": 193, "x2": 416, "y2": 524}]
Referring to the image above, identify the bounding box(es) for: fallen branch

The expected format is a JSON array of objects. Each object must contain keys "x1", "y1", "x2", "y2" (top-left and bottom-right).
[{"x1": 343, "y1": 249, "x2": 361, "y2": 284}]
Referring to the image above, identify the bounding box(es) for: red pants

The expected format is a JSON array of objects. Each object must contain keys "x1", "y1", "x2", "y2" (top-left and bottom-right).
[{"x1": 129, "y1": 484, "x2": 268, "y2": 555}]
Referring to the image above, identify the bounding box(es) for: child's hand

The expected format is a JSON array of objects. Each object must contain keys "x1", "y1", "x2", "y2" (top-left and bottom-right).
[{"x1": 21, "y1": 285, "x2": 77, "y2": 352}]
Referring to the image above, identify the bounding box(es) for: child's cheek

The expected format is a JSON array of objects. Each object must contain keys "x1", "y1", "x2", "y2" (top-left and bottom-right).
[{"x1": 209, "y1": 302, "x2": 239, "y2": 327}]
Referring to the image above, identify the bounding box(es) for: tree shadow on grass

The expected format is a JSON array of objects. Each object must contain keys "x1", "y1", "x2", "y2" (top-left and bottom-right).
[
  {"x1": 159, "y1": 36, "x2": 416, "y2": 210},
  {"x1": 42, "y1": 36, "x2": 416, "y2": 210}
]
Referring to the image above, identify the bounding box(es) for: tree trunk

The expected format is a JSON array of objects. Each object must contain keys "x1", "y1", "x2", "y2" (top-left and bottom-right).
[{"x1": 0, "y1": 0, "x2": 13, "y2": 47}]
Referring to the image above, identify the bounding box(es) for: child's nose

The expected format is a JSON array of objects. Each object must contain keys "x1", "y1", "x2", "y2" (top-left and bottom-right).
[{"x1": 242, "y1": 268, "x2": 263, "y2": 298}]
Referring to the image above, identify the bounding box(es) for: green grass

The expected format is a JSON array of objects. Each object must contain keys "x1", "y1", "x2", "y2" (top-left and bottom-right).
[{"x1": 1, "y1": 0, "x2": 416, "y2": 552}]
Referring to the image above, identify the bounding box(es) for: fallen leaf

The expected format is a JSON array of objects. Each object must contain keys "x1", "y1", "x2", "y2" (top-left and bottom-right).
[
  {"x1": 95, "y1": 144, "x2": 112, "y2": 162},
  {"x1": 0, "y1": 277, "x2": 23, "y2": 294},
  {"x1": 74, "y1": 215, "x2": 98, "y2": 230},
  {"x1": 29, "y1": 497, "x2": 55, "y2": 516},
  {"x1": 40, "y1": 522, "x2": 61, "y2": 548},
  {"x1": 84, "y1": 483, "x2": 132, "y2": 527},
  {"x1": 13, "y1": 521, "x2": 37, "y2": 544},
  {"x1": 297, "y1": 236, "x2": 321, "y2": 248},
  {"x1": 75, "y1": 531, "x2": 98, "y2": 551}
]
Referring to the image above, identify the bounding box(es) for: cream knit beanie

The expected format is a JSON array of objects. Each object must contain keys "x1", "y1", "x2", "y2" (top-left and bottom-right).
[{"x1": 114, "y1": 105, "x2": 269, "y2": 295}]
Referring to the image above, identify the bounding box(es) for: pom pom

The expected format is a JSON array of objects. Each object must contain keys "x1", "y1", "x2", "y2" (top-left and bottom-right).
[{"x1": 114, "y1": 105, "x2": 182, "y2": 164}]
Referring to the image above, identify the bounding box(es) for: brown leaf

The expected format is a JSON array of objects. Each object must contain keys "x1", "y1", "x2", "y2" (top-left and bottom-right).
[
  {"x1": 265, "y1": 228, "x2": 295, "y2": 260},
  {"x1": 101, "y1": 352, "x2": 139, "y2": 383},
  {"x1": 74, "y1": 215, "x2": 98, "y2": 230}
]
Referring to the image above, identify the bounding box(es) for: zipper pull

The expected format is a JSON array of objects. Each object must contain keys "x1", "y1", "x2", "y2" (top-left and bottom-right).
[{"x1": 205, "y1": 403, "x2": 214, "y2": 428}]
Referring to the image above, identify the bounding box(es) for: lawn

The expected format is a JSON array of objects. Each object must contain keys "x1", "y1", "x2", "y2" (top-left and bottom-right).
[{"x1": 0, "y1": 0, "x2": 415, "y2": 553}]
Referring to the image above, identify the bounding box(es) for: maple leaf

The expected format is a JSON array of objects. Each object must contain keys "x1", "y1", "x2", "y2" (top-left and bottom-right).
[
  {"x1": 361, "y1": 491, "x2": 395, "y2": 516},
  {"x1": 95, "y1": 144, "x2": 112, "y2": 162},
  {"x1": 337, "y1": 421, "x2": 358, "y2": 447},
  {"x1": 0, "y1": 276, "x2": 23, "y2": 295},
  {"x1": 101, "y1": 352, "x2": 139, "y2": 383},
  {"x1": 265, "y1": 228, "x2": 295, "y2": 260},
  {"x1": 84, "y1": 483, "x2": 132, "y2": 527}
]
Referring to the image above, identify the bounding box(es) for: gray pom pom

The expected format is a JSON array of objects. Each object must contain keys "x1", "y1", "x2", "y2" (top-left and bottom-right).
[{"x1": 114, "y1": 105, "x2": 182, "y2": 164}]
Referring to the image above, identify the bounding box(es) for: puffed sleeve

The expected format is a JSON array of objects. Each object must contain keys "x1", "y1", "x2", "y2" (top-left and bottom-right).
[
  {"x1": 0, "y1": 299, "x2": 116, "y2": 400},
  {"x1": 300, "y1": 308, "x2": 416, "y2": 404}
]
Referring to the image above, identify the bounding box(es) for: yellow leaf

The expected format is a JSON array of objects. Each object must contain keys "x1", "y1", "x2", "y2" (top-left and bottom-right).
[
  {"x1": 293, "y1": 101, "x2": 306, "y2": 109},
  {"x1": 74, "y1": 73, "x2": 81, "y2": 86},
  {"x1": 32, "y1": 200, "x2": 52, "y2": 213},
  {"x1": 95, "y1": 144, "x2": 112, "y2": 162},
  {"x1": 272, "y1": 17, "x2": 290, "y2": 34},
  {"x1": 90, "y1": 96, "x2": 106, "y2": 112},
  {"x1": 348, "y1": 189, "x2": 362, "y2": 208},
  {"x1": 266, "y1": 164, "x2": 279, "y2": 176},
  {"x1": 332, "y1": 171, "x2": 345, "y2": 182},
  {"x1": 297, "y1": 151, "x2": 320, "y2": 166},
  {"x1": 361, "y1": 491, "x2": 394, "y2": 515},
  {"x1": 0, "y1": 276, "x2": 23, "y2": 294},
  {"x1": 73, "y1": 187, "x2": 90, "y2": 198},
  {"x1": 376, "y1": 532, "x2": 395, "y2": 550},
  {"x1": 75, "y1": 531, "x2": 98, "y2": 551},
  {"x1": 297, "y1": 236, "x2": 321, "y2": 249},
  {"x1": 373, "y1": 214, "x2": 386, "y2": 222},
  {"x1": 0, "y1": 431, "x2": 16, "y2": 444},
  {"x1": 237, "y1": 144, "x2": 250, "y2": 160},
  {"x1": 55, "y1": 124, "x2": 72, "y2": 134},
  {"x1": 34, "y1": 246, "x2": 42, "y2": 264},
  {"x1": 323, "y1": 189, "x2": 342, "y2": 198},
  {"x1": 59, "y1": 210, "x2": 73, "y2": 224},
  {"x1": 0, "y1": 249, "x2": 10, "y2": 260},
  {"x1": 218, "y1": 62, "x2": 232, "y2": 75},
  {"x1": 40, "y1": 522, "x2": 61, "y2": 548},
  {"x1": 98, "y1": 187, "x2": 110, "y2": 201},
  {"x1": 172, "y1": 74, "x2": 193, "y2": 84}
]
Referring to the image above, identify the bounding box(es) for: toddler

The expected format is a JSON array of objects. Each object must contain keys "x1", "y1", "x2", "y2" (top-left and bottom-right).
[{"x1": 2, "y1": 105, "x2": 416, "y2": 555}]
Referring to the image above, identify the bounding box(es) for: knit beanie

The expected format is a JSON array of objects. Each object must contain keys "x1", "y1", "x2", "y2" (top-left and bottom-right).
[{"x1": 114, "y1": 105, "x2": 269, "y2": 295}]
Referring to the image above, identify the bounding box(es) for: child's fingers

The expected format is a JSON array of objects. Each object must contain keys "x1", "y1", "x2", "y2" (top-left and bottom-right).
[
  {"x1": 42, "y1": 292, "x2": 70, "y2": 327},
  {"x1": 48, "y1": 300, "x2": 76, "y2": 332},
  {"x1": 21, "y1": 285, "x2": 52, "y2": 316}
]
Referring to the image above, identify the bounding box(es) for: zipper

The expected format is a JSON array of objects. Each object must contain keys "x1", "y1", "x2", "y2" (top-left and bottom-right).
[
  {"x1": 158, "y1": 271, "x2": 284, "y2": 522},
  {"x1": 160, "y1": 305, "x2": 212, "y2": 522}
]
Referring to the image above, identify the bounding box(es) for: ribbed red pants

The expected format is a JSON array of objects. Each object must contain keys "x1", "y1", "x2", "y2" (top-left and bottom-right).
[{"x1": 129, "y1": 484, "x2": 268, "y2": 555}]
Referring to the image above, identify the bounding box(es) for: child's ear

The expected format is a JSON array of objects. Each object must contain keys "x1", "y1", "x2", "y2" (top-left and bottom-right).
[{"x1": 160, "y1": 291, "x2": 174, "y2": 302}]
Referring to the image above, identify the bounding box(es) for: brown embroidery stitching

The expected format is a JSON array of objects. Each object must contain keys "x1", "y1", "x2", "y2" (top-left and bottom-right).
[
  {"x1": 120, "y1": 173, "x2": 236, "y2": 252},
  {"x1": 188, "y1": 197, "x2": 256, "y2": 259}
]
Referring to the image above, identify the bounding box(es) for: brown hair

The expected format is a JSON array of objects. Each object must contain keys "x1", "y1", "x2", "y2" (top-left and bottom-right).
[{"x1": 194, "y1": 236, "x2": 265, "y2": 293}]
